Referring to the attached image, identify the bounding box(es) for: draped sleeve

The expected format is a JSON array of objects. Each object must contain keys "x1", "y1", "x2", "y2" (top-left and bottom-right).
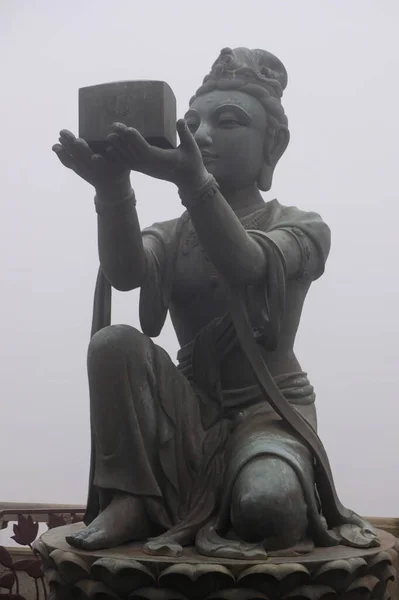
[
  {"x1": 263, "y1": 202, "x2": 331, "y2": 281},
  {"x1": 242, "y1": 201, "x2": 331, "y2": 350}
]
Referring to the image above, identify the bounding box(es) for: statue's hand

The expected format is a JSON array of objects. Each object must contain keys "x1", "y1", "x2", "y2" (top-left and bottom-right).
[
  {"x1": 52, "y1": 130, "x2": 130, "y2": 194},
  {"x1": 107, "y1": 120, "x2": 209, "y2": 192}
]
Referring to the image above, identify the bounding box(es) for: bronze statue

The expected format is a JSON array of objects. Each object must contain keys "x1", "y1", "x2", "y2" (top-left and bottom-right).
[{"x1": 52, "y1": 47, "x2": 378, "y2": 559}]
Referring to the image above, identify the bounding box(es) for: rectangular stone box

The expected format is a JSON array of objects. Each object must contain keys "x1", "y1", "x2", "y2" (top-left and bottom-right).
[{"x1": 79, "y1": 80, "x2": 176, "y2": 151}]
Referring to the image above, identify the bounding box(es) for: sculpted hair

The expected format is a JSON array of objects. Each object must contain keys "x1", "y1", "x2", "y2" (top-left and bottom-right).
[
  {"x1": 191, "y1": 48, "x2": 287, "y2": 119},
  {"x1": 190, "y1": 47, "x2": 289, "y2": 166}
]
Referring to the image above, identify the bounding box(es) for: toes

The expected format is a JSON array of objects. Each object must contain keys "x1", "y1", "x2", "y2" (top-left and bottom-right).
[
  {"x1": 66, "y1": 534, "x2": 84, "y2": 549},
  {"x1": 80, "y1": 531, "x2": 108, "y2": 551},
  {"x1": 65, "y1": 527, "x2": 92, "y2": 549}
]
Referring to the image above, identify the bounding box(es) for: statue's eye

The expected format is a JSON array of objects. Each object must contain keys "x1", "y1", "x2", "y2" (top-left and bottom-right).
[
  {"x1": 218, "y1": 117, "x2": 241, "y2": 128},
  {"x1": 187, "y1": 121, "x2": 199, "y2": 133}
]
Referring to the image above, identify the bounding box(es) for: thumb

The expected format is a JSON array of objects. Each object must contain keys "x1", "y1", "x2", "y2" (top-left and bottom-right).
[{"x1": 176, "y1": 119, "x2": 198, "y2": 152}]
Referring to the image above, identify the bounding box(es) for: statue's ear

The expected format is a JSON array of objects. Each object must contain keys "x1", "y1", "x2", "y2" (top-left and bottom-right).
[{"x1": 258, "y1": 124, "x2": 290, "y2": 191}]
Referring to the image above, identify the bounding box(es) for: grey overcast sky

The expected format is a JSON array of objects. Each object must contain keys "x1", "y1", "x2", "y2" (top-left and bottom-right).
[{"x1": 1, "y1": 0, "x2": 398, "y2": 517}]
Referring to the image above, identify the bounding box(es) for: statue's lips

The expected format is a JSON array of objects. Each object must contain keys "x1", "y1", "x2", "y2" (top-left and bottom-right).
[{"x1": 201, "y1": 151, "x2": 219, "y2": 164}]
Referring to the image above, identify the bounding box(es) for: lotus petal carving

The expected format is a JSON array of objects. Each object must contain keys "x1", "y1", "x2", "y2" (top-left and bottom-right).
[
  {"x1": 91, "y1": 558, "x2": 155, "y2": 595},
  {"x1": 159, "y1": 563, "x2": 235, "y2": 599},
  {"x1": 238, "y1": 563, "x2": 310, "y2": 597},
  {"x1": 50, "y1": 549, "x2": 90, "y2": 584}
]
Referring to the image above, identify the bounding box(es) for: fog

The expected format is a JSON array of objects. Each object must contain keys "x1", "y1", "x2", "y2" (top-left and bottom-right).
[{"x1": 1, "y1": 0, "x2": 398, "y2": 518}]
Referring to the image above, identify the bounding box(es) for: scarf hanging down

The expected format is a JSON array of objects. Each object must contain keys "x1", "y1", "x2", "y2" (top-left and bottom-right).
[{"x1": 221, "y1": 232, "x2": 378, "y2": 548}]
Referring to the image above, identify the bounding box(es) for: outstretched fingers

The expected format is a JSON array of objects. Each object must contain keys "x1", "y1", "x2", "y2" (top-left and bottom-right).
[
  {"x1": 52, "y1": 143, "x2": 76, "y2": 170},
  {"x1": 59, "y1": 130, "x2": 93, "y2": 165},
  {"x1": 59, "y1": 129, "x2": 76, "y2": 146},
  {"x1": 176, "y1": 119, "x2": 197, "y2": 152},
  {"x1": 108, "y1": 123, "x2": 151, "y2": 162}
]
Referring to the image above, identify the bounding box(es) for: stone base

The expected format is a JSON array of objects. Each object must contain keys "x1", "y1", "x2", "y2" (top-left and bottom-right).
[{"x1": 34, "y1": 524, "x2": 398, "y2": 600}]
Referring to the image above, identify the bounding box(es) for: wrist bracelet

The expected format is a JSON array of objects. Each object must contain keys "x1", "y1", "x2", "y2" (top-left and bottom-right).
[
  {"x1": 95, "y1": 189, "x2": 136, "y2": 216},
  {"x1": 178, "y1": 175, "x2": 220, "y2": 208}
]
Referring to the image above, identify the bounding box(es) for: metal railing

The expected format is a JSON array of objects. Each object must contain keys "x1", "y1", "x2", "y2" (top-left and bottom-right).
[{"x1": 0, "y1": 502, "x2": 85, "y2": 600}]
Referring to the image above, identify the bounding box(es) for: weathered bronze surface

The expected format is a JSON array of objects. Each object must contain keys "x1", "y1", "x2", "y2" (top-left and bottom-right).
[
  {"x1": 36, "y1": 525, "x2": 398, "y2": 600},
  {"x1": 79, "y1": 80, "x2": 176, "y2": 150},
  {"x1": 52, "y1": 47, "x2": 381, "y2": 562}
]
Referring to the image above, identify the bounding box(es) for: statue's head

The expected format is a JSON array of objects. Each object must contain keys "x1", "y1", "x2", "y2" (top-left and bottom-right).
[{"x1": 186, "y1": 47, "x2": 289, "y2": 192}]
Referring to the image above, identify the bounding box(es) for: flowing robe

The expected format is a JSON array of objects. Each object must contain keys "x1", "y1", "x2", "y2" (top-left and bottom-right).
[{"x1": 84, "y1": 199, "x2": 337, "y2": 553}]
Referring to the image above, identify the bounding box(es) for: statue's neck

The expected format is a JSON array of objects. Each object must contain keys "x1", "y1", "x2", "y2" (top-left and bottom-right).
[{"x1": 220, "y1": 184, "x2": 265, "y2": 217}]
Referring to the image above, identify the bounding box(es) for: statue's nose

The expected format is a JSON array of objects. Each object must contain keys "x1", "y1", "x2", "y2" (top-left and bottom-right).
[{"x1": 194, "y1": 122, "x2": 212, "y2": 147}]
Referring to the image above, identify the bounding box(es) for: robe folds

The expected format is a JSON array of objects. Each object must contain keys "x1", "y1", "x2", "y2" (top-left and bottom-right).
[{"x1": 84, "y1": 200, "x2": 377, "y2": 554}]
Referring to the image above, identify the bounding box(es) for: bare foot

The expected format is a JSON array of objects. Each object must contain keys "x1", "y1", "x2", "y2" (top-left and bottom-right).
[{"x1": 66, "y1": 492, "x2": 149, "y2": 550}]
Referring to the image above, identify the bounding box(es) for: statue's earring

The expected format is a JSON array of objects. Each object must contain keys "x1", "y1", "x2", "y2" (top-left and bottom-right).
[
  {"x1": 257, "y1": 164, "x2": 274, "y2": 191},
  {"x1": 258, "y1": 125, "x2": 290, "y2": 191}
]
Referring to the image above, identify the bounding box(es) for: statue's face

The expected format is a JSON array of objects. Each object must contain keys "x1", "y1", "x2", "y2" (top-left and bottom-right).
[{"x1": 186, "y1": 90, "x2": 267, "y2": 191}]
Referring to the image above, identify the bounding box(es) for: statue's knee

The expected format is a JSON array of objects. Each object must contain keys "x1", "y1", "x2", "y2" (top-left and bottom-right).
[
  {"x1": 230, "y1": 456, "x2": 308, "y2": 544},
  {"x1": 88, "y1": 325, "x2": 147, "y2": 367}
]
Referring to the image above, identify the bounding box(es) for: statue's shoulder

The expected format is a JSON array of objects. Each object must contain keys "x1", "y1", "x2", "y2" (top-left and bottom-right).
[
  {"x1": 265, "y1": 199, "x2": 329, "y2": 229},
  {"x1": 263, "y1": 199, "x2": 331, "y2": 278},
  {"x1": 265, "y1": 199, "x2": 330, "y2": 247}
]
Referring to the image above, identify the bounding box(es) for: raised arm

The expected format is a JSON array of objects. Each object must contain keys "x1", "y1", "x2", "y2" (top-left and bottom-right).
[
  {"x1": 52, "y1": 130, "x2": 145, "y2": 291},
  {"x1": 179, "y1": 182, "x2": 267, "y2": 284},
  {"x1": 106, "y1": 121, "x2": 272, "y2": 285},
  {"x1": 106, "y1": 121, "x2": 323, "y2": 286},
  {"x1": 184, "y1": 189, "x2": 329, "y2": 284},
  {"x1": 95, "y1": 186, "x2": 145, "y2": 291}
]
